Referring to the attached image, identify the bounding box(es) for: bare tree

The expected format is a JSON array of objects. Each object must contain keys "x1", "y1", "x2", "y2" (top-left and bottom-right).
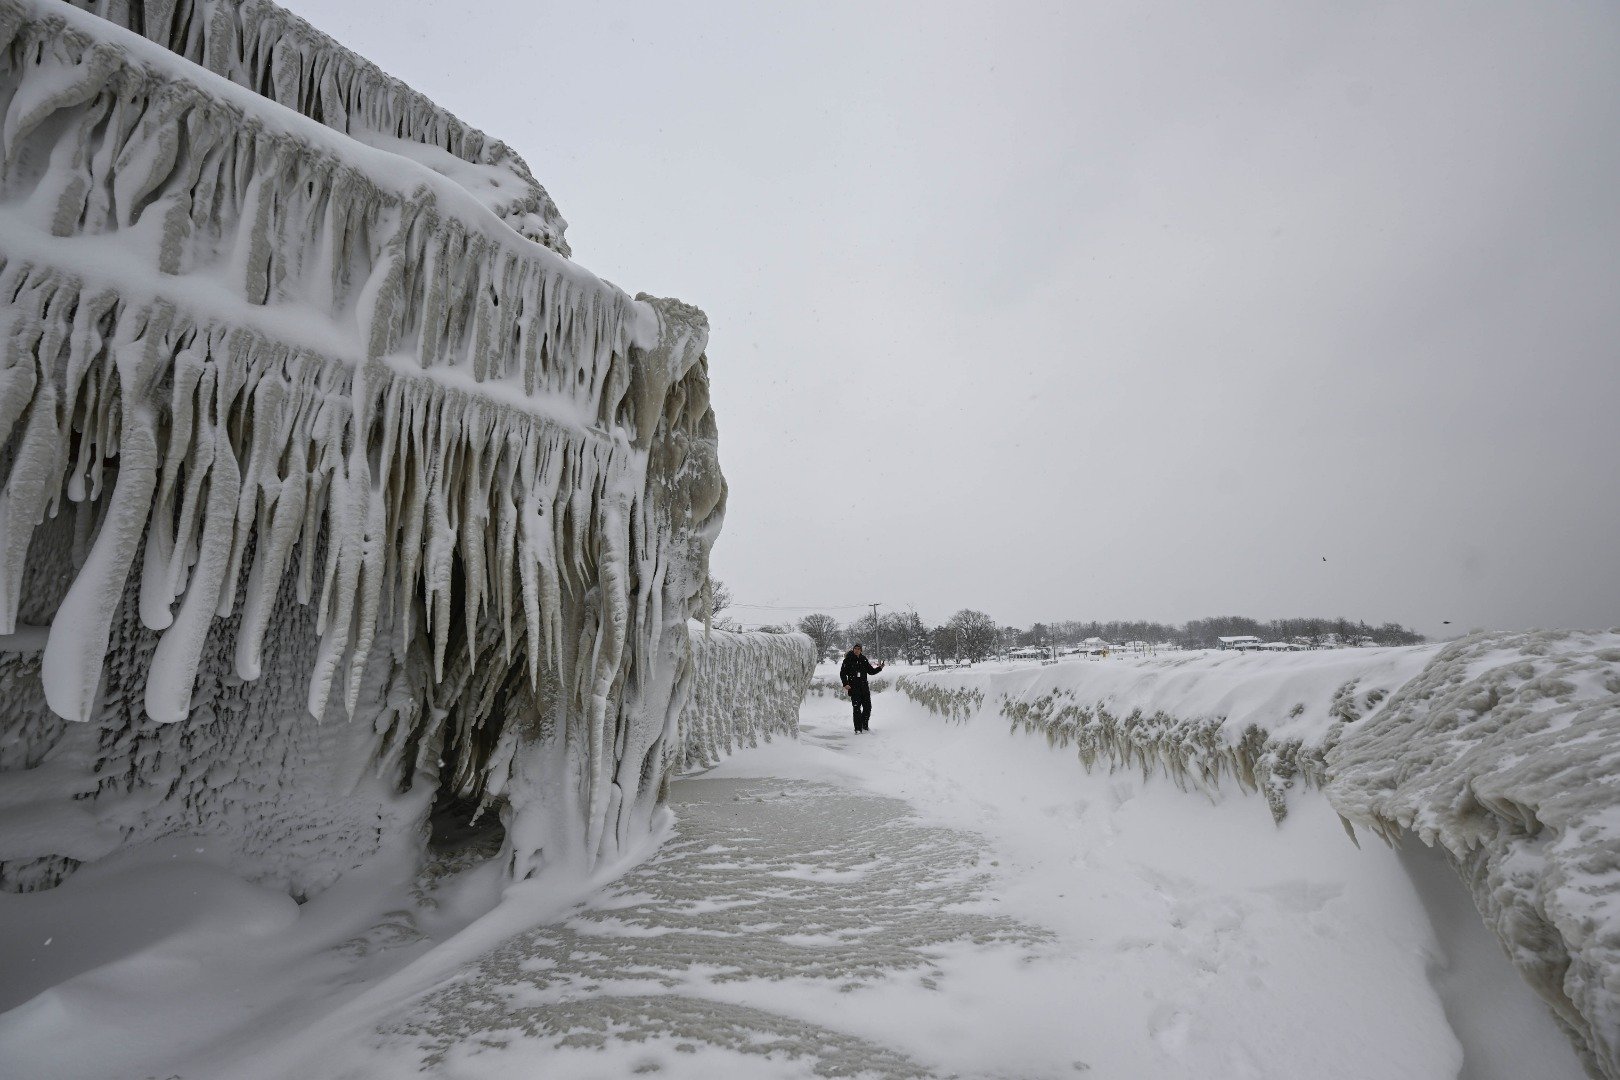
[
  {"x1": 796, "y1": 613, "x2": 842, "y2": 657},
  {"x1": 947, "y1": 609, "x2": 999, "y2": 662},
  {"x1": 883, "y1": 611, "x2": 932, "y2": 664},
  {"x1": 697, "y1": 578, "x2": 736, "y2": 629}
]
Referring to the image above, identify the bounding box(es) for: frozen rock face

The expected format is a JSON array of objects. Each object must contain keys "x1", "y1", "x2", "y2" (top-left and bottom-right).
[
  {"x1": 677, "y1": 627, "x2": 814, "y2": 773},
  {"x1": 1327, "y1": 630, "x2": 1620, "y2": 1079},
  {"x1": 60, "y1": 0, "x2": 571, "y2": 254},
  {"x1": 0, "y1": 0, "x2": 727, "y2": 894}
]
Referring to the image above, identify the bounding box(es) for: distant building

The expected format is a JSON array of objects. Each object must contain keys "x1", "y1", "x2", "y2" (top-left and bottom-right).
[{"x1": 1218, "y1": 635, "x2": 1263, "y2": 650}]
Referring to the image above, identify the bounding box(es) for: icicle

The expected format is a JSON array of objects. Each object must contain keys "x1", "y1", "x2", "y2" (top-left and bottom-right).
[
  {"x1": 0, "y1": 346, "x2": 57, "y2": 633},
  {"x1": 235, "y1": 411, "x2": 306, "y2": 680},
  {"x1": 41, "y1": 304, "x2": 167, "y2": 723},
  {"x1": 139, "y1": 341, "x2": 204, "y2": 630},
  {"x1": 145, "y1": 378, "x2": 241, "y2": 723}
]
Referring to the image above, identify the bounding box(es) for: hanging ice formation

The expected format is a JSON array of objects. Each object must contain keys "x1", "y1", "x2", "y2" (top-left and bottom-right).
[{"x1": 0, "y1": 0, "x2": 811, "y2": 897}]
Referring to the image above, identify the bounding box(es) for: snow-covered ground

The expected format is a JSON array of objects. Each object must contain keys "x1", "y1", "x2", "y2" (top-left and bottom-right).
[{"x1": 0, "y1": 674, "x2": 1588, "y2": 1078}]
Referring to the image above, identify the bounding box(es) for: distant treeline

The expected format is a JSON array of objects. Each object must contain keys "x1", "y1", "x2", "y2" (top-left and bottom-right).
[
  {"x1": 1045, "y1": 616, "x2": 1426, "y2": 651},
  {"x1": 758, "y1": 608, "x2": 1425, "y2": 663},
  {"x1": 700, "y1": 583, "x2": 1424, "y2": 662}
]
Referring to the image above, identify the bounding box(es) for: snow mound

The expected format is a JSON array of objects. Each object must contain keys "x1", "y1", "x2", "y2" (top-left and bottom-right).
[{"x1": 0, "y1": 0, "x2": 732, "y2": 895}]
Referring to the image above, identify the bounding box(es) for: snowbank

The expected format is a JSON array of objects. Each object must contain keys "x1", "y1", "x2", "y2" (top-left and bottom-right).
[
  {"x1": 0, "y1": 0, "x2": 728, "y2": 894},
  {"x1": 899, "y1": 635, "x2": 1620, "y2": 1076},
  {"x1": 899, "y1": 646, "x2": 1437, "y2": 819},
  {"x1": 1328, "y1": 629, "x2": 1620, "y2": 1078}
]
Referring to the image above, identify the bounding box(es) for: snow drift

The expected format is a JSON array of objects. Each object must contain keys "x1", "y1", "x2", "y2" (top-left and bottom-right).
[
  {"x1": 899, "y1": 634, "x2": 1620, "y2": 1077},
  {"x1": 0, "y1": 0, "x2": 807, "y2": 899}
]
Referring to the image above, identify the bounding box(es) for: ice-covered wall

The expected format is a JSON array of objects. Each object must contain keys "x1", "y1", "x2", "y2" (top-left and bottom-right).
[
  {"x1": 0, "y1": 0, "x2": 726, "y2": 893},
  {"x1": 1328, "y1": 630, "x2": 1620, "y2": 1079},
  {"x1": 676, "y1": 626, "x2": 814, "y2": 773}
]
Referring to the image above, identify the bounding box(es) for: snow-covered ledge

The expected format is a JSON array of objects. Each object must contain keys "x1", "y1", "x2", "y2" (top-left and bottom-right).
[{"x1": 0, "y1": 0, "x2": 728, "y2": 895}]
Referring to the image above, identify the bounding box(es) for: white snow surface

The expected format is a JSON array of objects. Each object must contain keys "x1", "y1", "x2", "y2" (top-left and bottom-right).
[{"x1": 0, "y1": 674, "x2": 1588, "y2": 1079}]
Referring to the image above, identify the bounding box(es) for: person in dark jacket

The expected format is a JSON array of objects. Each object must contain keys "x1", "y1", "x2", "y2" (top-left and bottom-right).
[{"x1": 839, "y1": 643, "x2": 885, "y2": 733}]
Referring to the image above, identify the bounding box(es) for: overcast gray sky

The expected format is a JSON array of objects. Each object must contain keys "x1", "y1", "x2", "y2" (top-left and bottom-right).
[{"x1": 290, "y1": 0, "x2": 1620, "y2": 637}]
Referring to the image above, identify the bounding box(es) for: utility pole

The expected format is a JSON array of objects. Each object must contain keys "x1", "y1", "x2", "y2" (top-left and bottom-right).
[{"x1": 869, "y1": 602, "x2": 881, "y2": 662}]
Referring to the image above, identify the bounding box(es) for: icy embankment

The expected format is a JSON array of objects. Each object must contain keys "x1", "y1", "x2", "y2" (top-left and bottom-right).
[
  {"x1": 900, "y1": 632, "x2": 1620, "y2": 1077},
  {"x1": 1329, "y1": 630, "x2": 1620, "y2": 1079},
  {"x1": 678, "y1": 627, "x2": 815, "y2": 772},
  {"x1": 0, "y1": 0, "x2": 738, "y2": 900},
  {"x1": 900, "y1": 646, "x2": 1438, "y2": 820}
]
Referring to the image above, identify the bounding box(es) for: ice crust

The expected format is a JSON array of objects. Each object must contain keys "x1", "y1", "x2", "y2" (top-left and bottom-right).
[
  {"x1": 901, "y1": 635, "x2": 1620, "y2": 1077},
  {"x1": 0, "y1": 0, "x2": 808, "y2": 897}
]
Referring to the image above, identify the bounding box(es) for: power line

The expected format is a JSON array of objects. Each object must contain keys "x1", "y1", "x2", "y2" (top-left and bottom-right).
[{"x1": 725, "y1": 601, "x2": 876, "y2": 612}]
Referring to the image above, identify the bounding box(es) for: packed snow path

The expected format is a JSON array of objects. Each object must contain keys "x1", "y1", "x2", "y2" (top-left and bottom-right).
[
  {"x1": 380, "y1": 775, "x2": 1039, "y2": 1078},
  {"x1": 0, "y1": 683, "x2": 1590, "y2": 1078}
]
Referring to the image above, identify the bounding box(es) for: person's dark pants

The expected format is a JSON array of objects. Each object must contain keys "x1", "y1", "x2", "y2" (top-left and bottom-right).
[{"x1": 850, "y1": 687, "x2": 872, "y2": 732}]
